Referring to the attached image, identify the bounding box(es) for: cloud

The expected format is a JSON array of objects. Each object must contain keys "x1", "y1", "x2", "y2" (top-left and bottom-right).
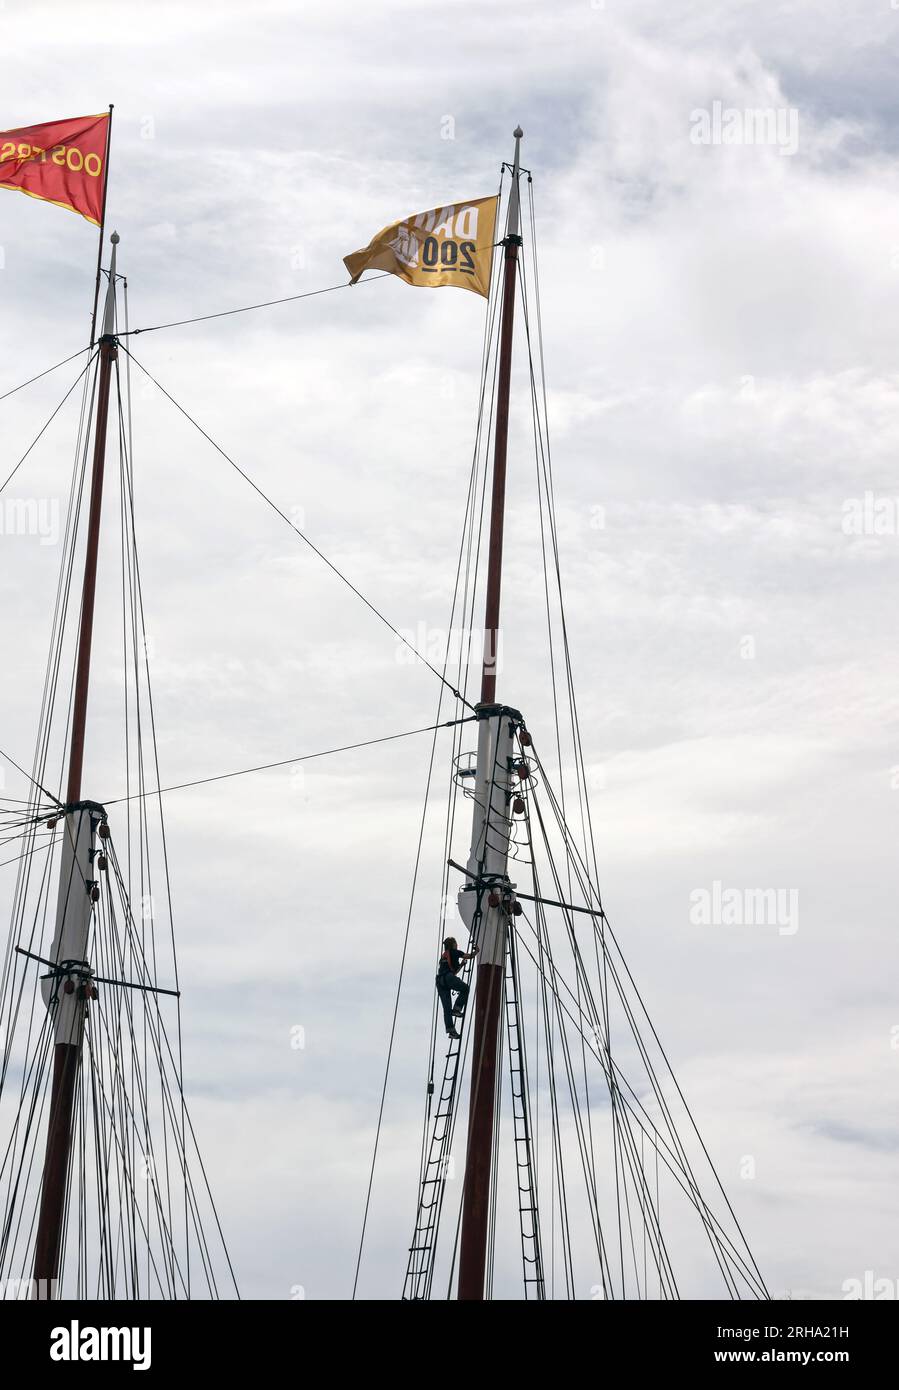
[{"x1": 0, "y1": 0, "x2": 896, "y2": 1299}]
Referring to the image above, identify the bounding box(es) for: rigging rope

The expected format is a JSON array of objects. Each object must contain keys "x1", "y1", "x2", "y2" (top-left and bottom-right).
[
  {"x1": 0, "y1": 346, "x2": 92, "y2": 404},
  {"x1": 101, "y1": 718, "x2": 474, "y2": 807},
  {"x1": 116, "y1": 272, "x2": 392, "y2": 337},
  {"x1": 117, "y1": 345, "x2": 475, "y2": 711},
  {"x1": 0, "y1": 746, "x2": 62, "y2": 810},
  {"x1": 0, "y1": 352, "x2": 98, "y2": 500}
]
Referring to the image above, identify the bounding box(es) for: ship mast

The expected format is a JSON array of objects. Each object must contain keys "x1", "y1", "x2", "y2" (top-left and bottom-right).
[
  {"x1": 32, "y1": 234, "x2": 119, "y2": 1293},
  {"x1": 457, "y1": 128, "x2": 523, "y2": 1300}
]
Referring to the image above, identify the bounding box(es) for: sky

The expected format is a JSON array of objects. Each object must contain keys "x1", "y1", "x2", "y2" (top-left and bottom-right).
[{"x1": 1, "y1": 0, "x2": 898, "y2": 1300}]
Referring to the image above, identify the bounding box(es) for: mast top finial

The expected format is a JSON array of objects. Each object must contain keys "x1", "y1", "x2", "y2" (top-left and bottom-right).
[
  {"x1": 507, "y1": 128, "x2": 523, "y2": 240},
  {"x1": 101, "y1": 235, "x2": 119, "y2": 337}
]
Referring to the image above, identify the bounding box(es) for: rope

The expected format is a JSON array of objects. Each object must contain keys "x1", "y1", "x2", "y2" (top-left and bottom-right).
[
  {"x1": 0, "y1": 346, "x2": 92, "y2": 403},
  {"x1": 0, "y1": 746, "x2": 62, "y2": 810},
  {"x1": 117, "y1": 345, "x2": 475, "y2": 711},
  {"x1": 117, "y1": 273, "x2": 392, "y2": 337},
  {"x1": 101, "y1": 717, "x2": 474, "y2": 806},
  {"x1": 0, "y1": 352, "x2": 98, "y2": 499}
]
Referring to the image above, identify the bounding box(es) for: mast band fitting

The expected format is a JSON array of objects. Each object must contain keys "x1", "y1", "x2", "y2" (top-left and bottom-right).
[{"x1": 473, "y1": 702, "x2": 523, "y2": 723}]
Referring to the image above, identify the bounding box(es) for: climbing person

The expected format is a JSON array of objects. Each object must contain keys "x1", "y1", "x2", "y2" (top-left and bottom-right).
[{"x1": 436, "y1": 936, "x2": 479, "y2": 1039}]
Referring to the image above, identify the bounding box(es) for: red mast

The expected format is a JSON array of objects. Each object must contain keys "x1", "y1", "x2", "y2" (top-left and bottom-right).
[{"x1": 457, "y1": 127, "x2": 523, "y2": 1301}]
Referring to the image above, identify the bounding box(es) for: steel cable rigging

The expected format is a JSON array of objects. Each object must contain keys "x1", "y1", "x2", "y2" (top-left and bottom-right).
[{"x1": 117, "y1": 344, "x2": 475, "y2": 712}]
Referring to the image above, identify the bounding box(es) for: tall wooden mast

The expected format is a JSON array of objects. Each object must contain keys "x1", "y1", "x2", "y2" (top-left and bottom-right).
[
  {"x1": 479, "y1": 127, "x2": 522, "y2": 712},
  {"x1": 33, "y1": 233, "x2": 119, "y2": 1293},
  {"x1": 457, "y1": 128, "x2": 523, "y2": 1301}
]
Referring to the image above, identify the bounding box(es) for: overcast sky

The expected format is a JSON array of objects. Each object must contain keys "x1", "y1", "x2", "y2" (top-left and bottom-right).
[{"x1": 1, "y1": 0, "x2": 898, "y2": 1300}]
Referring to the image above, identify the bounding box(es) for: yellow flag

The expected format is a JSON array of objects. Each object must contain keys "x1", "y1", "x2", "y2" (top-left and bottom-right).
[{"x1": 344, "y1": 196, "x2": 498, "y2": 297}]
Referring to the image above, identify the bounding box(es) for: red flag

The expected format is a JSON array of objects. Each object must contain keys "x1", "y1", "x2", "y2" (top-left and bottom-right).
[{"x1": 0, "y1": 114, "x2": 109, "y2": 227}]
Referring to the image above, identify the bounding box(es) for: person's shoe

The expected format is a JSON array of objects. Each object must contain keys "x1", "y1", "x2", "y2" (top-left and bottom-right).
[{"x1": 447, "y1": 1026, "x2": 461, "y2": 1040}]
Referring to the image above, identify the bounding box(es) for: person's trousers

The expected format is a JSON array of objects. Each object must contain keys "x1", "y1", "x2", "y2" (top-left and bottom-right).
[{"x1": 436, "y1": 971, "x2": 470, "y2": 1031}]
